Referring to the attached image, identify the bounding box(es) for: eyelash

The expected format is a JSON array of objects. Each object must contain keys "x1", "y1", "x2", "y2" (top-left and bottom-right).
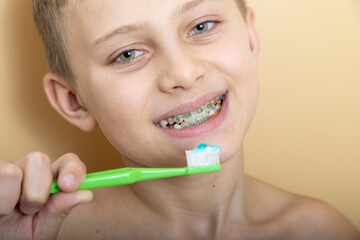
[
  {"x1": 187, "y1": 19, "x2": 221, "y2": 37},
  {"x1": 110, "y1": 19, "x2": 221, "y2": 66},
  {"x1": 112, "y1": 49, "x2": 147, "y2": 66}
]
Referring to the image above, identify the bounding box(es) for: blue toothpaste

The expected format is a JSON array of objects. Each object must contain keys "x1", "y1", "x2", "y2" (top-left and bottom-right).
[
  {"x1": 185, "y1": 144, "x2": 221, "y2": 167},
  {"x1": 191, "y1": 143, "x2": 221, "y2": 152}
]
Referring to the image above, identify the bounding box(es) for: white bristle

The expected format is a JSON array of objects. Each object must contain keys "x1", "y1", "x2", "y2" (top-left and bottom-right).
[{"x1": 185, "y1": 151, "x2": 220, "y2": 167}]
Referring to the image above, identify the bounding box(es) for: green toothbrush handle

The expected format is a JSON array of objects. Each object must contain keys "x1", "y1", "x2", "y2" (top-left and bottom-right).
[
  {"x1": 50, "y1": 164, "x2": 221, "y2": 194},
  {"x1": 50, "y1": 167, "x2": 132, "y2": 194}
]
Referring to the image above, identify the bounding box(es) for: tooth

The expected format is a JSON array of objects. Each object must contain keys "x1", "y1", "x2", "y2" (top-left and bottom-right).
[
  {"x1": 184, "y1": 112, "x2": 192, "y2": 118},
  {"x1": 168, "y1": 117, "x2": 174, "y2": 125},
  {"x1": 214, "y1": 103, "x2": 221, "y2": 111},
  {"x1": 184, "y1": 115, "x2": 195, "y2": 123},
  {"x1": 157, "y1": 95, "x2": 223, "y2": 129},
  {"x1": 160, "y1": 120, "x2": 168, "y2": 128},
  {"x1": 174, "y1": 115, "x2": 183, "y2": 124}
]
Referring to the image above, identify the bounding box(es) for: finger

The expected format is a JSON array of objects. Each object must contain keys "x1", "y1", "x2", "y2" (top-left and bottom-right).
[
  {"x1": 51, "y1": 153, "x2": 86, "y2": 193},
  {"x1": 0, "y1": 161, "x2": 23, "y2": 216},
  {"x1": 15, "y1": 152, "x2": 52, "y2": 215},
  {"x1": 34, "y1": 190, "x2": 93, "y2": 239}
]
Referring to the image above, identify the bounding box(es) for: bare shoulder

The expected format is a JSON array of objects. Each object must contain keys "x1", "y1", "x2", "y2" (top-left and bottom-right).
[
  {"x1": 244, "y1": 175, "x2": 360, "y2": 240},
  {"x1": 285, "y1": 196, "x2": 360, "y2": 239}
]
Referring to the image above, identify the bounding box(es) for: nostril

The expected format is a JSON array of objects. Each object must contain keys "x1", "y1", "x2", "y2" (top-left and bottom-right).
[{"x1": 172, "y1": 85, "x2": 184, "y2": 90}]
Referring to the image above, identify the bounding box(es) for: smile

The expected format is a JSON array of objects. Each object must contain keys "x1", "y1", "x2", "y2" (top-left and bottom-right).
[{"x1": 155, "y1": 95, "x2": 225, "y2": 130}]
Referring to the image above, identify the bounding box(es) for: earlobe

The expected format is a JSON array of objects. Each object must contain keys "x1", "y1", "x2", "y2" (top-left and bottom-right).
[
  {"x1": 246, "y1": 9, "x2": 261, "y2": 63},
  {"x1": 43, "y1": 72, "x2": 98, "y2": 132}
]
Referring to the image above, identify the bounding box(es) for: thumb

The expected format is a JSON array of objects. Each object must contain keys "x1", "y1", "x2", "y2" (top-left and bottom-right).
[{"x1": 33, "y1": 190, "x2": 93, "y2": 239}]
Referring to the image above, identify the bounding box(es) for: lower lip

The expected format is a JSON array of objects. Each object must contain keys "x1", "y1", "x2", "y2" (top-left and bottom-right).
[{"x1": 157, "y1": 95, "x2": 229, "y2": 138}]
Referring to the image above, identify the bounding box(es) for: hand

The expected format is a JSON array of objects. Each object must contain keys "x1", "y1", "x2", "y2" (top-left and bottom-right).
[{"x1": 0, "y1": 152, "x2": 93, "y2": 240}]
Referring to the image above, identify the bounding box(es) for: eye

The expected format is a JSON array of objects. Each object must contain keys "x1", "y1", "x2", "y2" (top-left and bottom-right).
[
  {"x1": 114, "y1": 49, "x2": 146, "y2": 63},
  {"x1": 188, "y1": 21, "x2": 217, "y2": 36}
]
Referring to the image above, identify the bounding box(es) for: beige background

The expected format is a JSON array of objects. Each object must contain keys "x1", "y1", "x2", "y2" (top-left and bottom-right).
[{"x1": 1, "y1": 0, "x2": 359, "y2": 229}]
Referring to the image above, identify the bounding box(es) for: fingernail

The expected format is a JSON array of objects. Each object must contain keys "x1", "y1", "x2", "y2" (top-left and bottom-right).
[
  {"x1": 62, "y1": 174, "x2": 75, "y2": 187},
  {"x1": 21, "y1": 206, "x2": 40, "y2": 216},
  {"x1": 78, "y1": 190, "x2": 94, "y2": 202}
]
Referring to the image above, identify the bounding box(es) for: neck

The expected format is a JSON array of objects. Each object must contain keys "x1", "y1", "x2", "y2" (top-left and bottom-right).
[{"x1": 122, "y1": 146, "x2": 246, "y2": 234}]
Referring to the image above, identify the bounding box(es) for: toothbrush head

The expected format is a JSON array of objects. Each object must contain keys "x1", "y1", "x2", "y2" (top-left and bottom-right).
[{"x1": 185, "y1": 144, "x2": 220, "y2": 167}]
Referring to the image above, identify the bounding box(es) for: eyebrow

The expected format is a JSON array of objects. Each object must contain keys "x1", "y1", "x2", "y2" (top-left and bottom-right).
[
  {"x1": 92, "y1": 0, "x2": 216, "y2": 47},
  {"x1": 92, "y1": 22, "x2": 155, "y2": 47}
]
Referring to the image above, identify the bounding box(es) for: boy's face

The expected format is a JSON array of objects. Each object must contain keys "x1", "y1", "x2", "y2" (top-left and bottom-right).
[{"x1": 65, "y1": 0, "x2": 259, "y2": 167}]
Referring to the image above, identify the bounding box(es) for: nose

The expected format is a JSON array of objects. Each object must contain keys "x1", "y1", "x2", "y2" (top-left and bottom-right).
[{"x1": 156, "y1": 43, "x2": 206, "y2": 93}]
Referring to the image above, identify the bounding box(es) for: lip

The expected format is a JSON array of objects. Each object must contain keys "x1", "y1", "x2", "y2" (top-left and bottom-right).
[
  {"x1": 156, "y1": 92, "x2": 229, "y2": 138},
  {"x1": 153, "y1": 90, "x2": 227, "y2": 124}
]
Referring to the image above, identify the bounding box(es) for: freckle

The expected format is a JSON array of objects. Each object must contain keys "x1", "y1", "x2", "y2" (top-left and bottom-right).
[
  {"x1": 96, "y1": 229, "x2": 100, "y2": 234},
  {"x1": 212, "y1": 184, "x2": 216, "y2": 188}
]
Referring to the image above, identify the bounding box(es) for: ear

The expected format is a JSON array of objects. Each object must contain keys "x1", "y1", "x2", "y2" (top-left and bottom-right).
[
  {"x1": 245, "y1": 8, "x2": 261, "y2": 63},
  {"x1": 43, "y1": 72, "x2": 98, "y2": 132}
]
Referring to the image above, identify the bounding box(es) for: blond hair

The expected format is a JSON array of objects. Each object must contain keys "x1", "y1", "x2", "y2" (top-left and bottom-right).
[
  {"x1": 33, "y1": 0, "x2": 247, "y2": 82},
  {"x1": 33, "y1": 0, "x2": 74, "y2": 82}
]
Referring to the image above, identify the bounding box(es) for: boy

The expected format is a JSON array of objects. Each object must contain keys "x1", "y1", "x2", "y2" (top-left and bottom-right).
[{"x1": 0, "y1": 0, "x2": 359, "y2": 239}]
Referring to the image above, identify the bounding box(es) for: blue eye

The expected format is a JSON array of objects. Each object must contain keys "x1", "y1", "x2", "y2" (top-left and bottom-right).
[
  {"x1": 115, "y1": 49, "x2": 145, "y2": 63},
  {"x1": 189, "y1": 21, "x2": 216, "y2": 36}
]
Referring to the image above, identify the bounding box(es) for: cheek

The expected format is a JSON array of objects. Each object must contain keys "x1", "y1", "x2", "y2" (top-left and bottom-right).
[
  {"x1": 211, "y1": 30, "x2": 260, "y2": 130},
  {"x1": 72, "y1": 50, "x2": 160, "y2": 161},
  {"x1": 89, "y1": 73, "x2": 147, "y2": 120},
  {"x1": 209, "y1": 24, "x2": 254, "y2": 78},
  {"x1": 84, "y1": 72, "x2": 158, "y2": 155},
  {"x1": 211, "y1": 31, "x2": 259, "y2": 98}
]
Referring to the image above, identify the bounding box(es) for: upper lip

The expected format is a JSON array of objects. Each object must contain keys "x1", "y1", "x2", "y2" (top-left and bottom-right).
[{"x1": 153, "y1": 90, "x2": 227, "y2": 123}]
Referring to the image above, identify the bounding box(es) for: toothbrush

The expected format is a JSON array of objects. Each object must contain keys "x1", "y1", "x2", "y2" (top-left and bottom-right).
[{"x1": 50, "y1": 144, "x2": 221, "y2": 194}]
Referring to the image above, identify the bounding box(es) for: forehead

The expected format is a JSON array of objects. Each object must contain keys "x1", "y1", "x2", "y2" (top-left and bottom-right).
[
  {"x1": 67, "y1": 0, "x2": 232, "y2": 42},
  {"x1": 73, "y1": 0, "x2": 222, "y2": 18}
]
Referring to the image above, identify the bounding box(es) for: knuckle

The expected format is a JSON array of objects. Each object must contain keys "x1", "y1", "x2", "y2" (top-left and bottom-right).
[
  {"x1": 63, "y1": 153, "x2": 80, "y2": 161},
  {"x1": 0, "y1": 162, "x2": 22, "y2": 180},
  {"x1": 63, "y1": 153, "x2": 85, "y2": 170},
  {"x1": 24, "y1": 152, "x2": 51, "y2": 166},
  {"x1": 26, "y1": 151, "x2": 49, "y2": 160}
]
